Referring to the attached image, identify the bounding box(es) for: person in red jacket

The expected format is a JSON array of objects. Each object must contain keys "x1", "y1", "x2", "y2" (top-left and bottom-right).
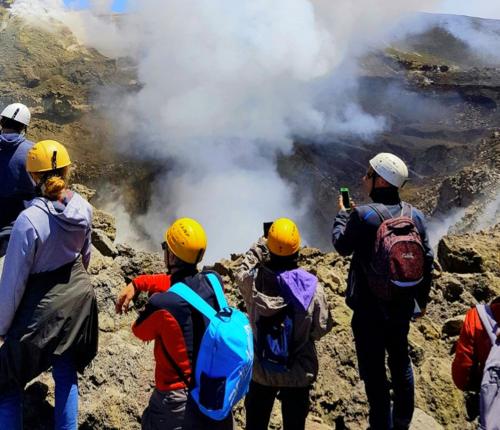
[
  {"x1": 116, "y1": 218, "x2": 233, "y2": 430},
  {"x1": 452, "y1": 297, "x2": 500, "y2": 391}
]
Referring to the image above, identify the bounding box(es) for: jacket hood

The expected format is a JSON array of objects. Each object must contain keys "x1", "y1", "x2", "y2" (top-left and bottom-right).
[
  {"x1": 278, "y1": 269, "x2": 318, "y2": 311},
  {"x1": 28, "y1": 192, "x2": 92, "y2": 232},
  {"x1": 0, "y1": 133, "x2": 26, "y2": 150},
  {"x1": 253, "y1": 267, "x2": 318, "y2": 316}
]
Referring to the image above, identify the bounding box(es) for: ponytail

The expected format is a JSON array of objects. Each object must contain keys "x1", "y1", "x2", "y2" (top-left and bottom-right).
[{"x1": 39, "y1": 166, "x2": 71, "y2": 201}]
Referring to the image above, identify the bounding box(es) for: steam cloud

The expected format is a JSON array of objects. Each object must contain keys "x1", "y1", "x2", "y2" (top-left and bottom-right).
[
  {"x1": 108, "y1": 0, "x2": 438, "y2": 261},
  {"x1": 11, "y1": 0, "x2": 497, "y2": 261}
]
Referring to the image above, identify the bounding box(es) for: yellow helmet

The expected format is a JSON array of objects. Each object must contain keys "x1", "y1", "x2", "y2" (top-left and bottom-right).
[
  {"x1": 267, "y1": 218, "x2": 301, "y2": 257},
  {"x1": 165, "y1": 218, "x2": 207, "y2": 265},
  {"x1": 26, "y1": 140, "x2": 71, "y2": 173}
]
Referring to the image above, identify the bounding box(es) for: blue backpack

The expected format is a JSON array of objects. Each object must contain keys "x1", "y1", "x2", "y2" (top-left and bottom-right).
[
  {"x1": 256, "y1": 307, "x2": 294, "y2": 373},
  {"x1": 169, "y1": 273, "x2": 254, "y2": 421}
]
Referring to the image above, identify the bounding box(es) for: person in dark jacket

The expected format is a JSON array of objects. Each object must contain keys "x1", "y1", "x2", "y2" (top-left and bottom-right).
[
  {"x1": 0, "y1": 103, "x2": 35, "y2": 269},
  {"x1": 124, "y1": 218, "x2": 234, "y2": 430},
  {"x1": 332, "y1": 153, "x2": 434, "y2": 430},
  {"x1": 235, "y1": 218, "x2": 333, "y2": 430},
  {"x1": 0, "y1": 140, "x2": 98, "y2": 430}
]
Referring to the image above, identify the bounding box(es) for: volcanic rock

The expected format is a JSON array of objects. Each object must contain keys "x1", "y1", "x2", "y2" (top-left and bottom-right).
[
  {"x1": 442, "y1": 316, "x2": 465, "y2": 337},
  {"x1": 91, "y1": 229, "x2": 118, "y2": 258}
]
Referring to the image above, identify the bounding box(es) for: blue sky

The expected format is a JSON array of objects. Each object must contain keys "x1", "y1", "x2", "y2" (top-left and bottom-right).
[{"x1": 64, "y1": 0, "x2": 128, "y2": 13}]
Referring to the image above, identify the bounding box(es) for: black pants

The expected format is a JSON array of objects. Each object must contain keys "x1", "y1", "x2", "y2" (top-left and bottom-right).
[
  {"x1": 183, "y1": 395, "x2": 234, "y2": 430},
  {"x1": 245, "y1": 381, "x2": 310, "y2": 430},
  {"x1": 352, "y1": 310, "x2": 414, "y2": 430},
  {"x1": 142, "y1": 388, "x2": 187, "y2": 430}
]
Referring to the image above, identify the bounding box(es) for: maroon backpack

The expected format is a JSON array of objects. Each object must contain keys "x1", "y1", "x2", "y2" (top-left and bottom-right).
[{"x1": 366, "y1": 203, "x2": 425, "y2": 301}]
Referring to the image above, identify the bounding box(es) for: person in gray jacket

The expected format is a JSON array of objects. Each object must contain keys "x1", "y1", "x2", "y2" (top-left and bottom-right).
[
  {"x1": 0, "y1": 140, "x2": 98, "y2": 430},
  {"x1": 235, "y1": 218, "x2": 333, "y2": 430}
]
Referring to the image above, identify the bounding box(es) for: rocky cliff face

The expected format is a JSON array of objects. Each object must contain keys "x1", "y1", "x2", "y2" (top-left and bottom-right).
[
  {"x1": 0, "y1": 4, "x2": 155, "y2": 215},
  {"x1": 22, "y1": 186, "x2": 500, "y2": 429}
]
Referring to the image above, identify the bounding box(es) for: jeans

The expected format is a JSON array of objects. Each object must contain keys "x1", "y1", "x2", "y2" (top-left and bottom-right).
[
  {"x1": 0, "y1": 354, "x2": 78, "y2": 430},
  {"x1": 352, "y1": 310, "x2": 414, "y2": 430},
  {"x1": 245, "y1": 381, "x2": 311, "y2": 430}
]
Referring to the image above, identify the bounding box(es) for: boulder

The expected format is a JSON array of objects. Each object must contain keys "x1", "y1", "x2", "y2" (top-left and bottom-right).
[
  {"x1": 92, "y1": 229, "x2": 118, "y2": 258},
  {"x1": 442, "y1": 316, "x2": 465, "y2": 337},
  {"x1": 438, "y1": 226, "x2": 500, "y2": 275},
  {"x1": 71, "y1": 183, "x2": 96, "y2": 202},
  {"x1": 93, "y1": 209, "x2": 117, "y2": 242},
  {"x1": 410, "y1": 408, "x2": 444, "y2": 430},
  {"x1": 441, "y1": 277, "x2": 464, "y2": 302},
  {"x1": 438, "y1": 236, "x2": 484, "y2": 273}
]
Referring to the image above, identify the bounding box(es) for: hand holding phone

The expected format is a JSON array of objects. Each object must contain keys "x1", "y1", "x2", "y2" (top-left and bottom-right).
[{"x1": 340, "y1": 187, "x2": 351, "y2": 211}]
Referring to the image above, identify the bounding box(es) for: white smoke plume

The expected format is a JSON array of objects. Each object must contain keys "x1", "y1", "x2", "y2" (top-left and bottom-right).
[
  {"x1": 427, "y1": 207, "x2": 467, "y2": 249},
  {"x1": 109, "y1": 0, "x2": 443, "y2": 261},
  {"x1": 476, "y1": 192, "x2": 500, "y2": 231},
  {"x1": 442, "y1": 16, "x2": 500, "y2": 63},
  {"x1": 12, "y1": 0, "x2": 459, "y2": 261}
]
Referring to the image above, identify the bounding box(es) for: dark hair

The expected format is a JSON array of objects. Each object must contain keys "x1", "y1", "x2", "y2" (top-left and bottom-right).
[
  {"x1": 268, "y1": 252, "x2": 299, "y2": 271},
  {"x1": 167, "y1": 248, "x2": 197, "y2": 272},
  {"x1": 0, "y1": 117, "x2": 26, "y2": 133}
]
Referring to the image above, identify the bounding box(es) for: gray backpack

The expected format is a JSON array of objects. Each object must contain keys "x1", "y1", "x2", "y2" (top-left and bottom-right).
[{"x1": 477, "y1": 304, "x2": 500, "y2": 430}]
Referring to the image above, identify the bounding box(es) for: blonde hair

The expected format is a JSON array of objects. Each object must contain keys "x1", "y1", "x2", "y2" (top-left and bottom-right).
[{"x1": 41, "y1": 166, "x2": 71, "y2": 201}]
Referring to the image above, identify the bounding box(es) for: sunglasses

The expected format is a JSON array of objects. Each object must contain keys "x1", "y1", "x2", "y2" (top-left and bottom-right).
[{"x1": 365, "y1": 169, "x2": 376, "y2": 179}]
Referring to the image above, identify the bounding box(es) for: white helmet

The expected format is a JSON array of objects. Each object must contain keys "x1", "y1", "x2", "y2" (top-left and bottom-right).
[
  {"x1": 369, "y1": 153, "x2": 409, "y2": 188},
  {"x1": 1, "y1": 103, "x2": 31, "y2": 126}
]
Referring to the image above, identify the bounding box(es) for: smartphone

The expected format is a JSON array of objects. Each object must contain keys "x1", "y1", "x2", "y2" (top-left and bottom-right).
[
  {"x1": 340, "y1": 187, "x2": 351, "y2": 210},
  {"x1": 263, "y1": 222, "x2": 273, "y2": 238}
]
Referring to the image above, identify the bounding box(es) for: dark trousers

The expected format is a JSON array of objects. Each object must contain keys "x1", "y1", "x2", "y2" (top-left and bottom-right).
[
  {"x1": 142, "y1": 388, "x2": 187, "y2": 430},
  {"x1": 245, "y1": 380, "x2": 310, "y2": 430},
  {"x1": 183, "y1": 395, "x2": 234, "y2": 430},
  {"x1": 352, "y1": 311, "x2": 414, "y2": 430}
]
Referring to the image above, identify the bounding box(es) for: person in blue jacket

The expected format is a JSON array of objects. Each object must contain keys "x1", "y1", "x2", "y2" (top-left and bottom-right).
[
  {"x1": 0, "y1": 140, "x2": 98, "y2": 430},
  {"x1": 332, "y1": 153, "x2": 434, "y2": 430},
  {"x1": 0, "y1": 103, "x2": 35, "y2": 265}
]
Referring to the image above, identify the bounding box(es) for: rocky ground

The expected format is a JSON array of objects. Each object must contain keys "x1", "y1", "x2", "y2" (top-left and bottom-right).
[{"x1": 22, "y1": 186, "x2": 500, "y2": 430}]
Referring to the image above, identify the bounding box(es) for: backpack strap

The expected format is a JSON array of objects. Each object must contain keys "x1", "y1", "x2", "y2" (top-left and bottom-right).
[
  {"x1": 169, "y1": 282, "x2": 217, "y2": 320},
  {"x1": 205, "y1": 273, "x2": 228, "y2": 309},
  {"x1": 368, "y1": 204, "x2": 393, "y2": 222},
  {"x1": 476, "y1": 304, "x2": 500, "y2": 346},
  {"x1": 401, "y1": 202, "x2": 413, "y2": 219},
  {"x1": 157, "y1": 338, "x2": 191, "y2": 387}
]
